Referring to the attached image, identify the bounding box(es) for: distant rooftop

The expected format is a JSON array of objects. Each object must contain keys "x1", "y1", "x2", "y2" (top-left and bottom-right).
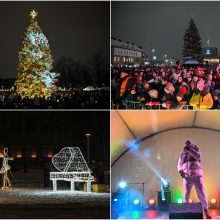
[{"x1": 111, "y1": 37, "x2": 143, "y2": 52}]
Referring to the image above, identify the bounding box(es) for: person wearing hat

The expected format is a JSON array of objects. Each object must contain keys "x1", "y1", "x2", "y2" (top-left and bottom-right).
[
  {"x1": 115, "y1": 69, "x2": 136, "y2": 108},
  {"x1": 189, "y1": 80, "x2": 213, "y2": 110},
  {"x1": 161, "y1": 82, "x2": 176, "y2": 109},
  {"x1": 146, "y1": 89, "x2": 160, "y2": 109},
  {"x1": 139, "y1": 81, "x2": 151, "y2": 105},
  {"x1": 178, "y1": 140, "x2": 211, "y2": 219},
  {"x1": 176, "y1": 86, "x2": 190, "y2": 109},
  {"x1": 212, "y1": 89, "x2": 220, "y2": 109}
]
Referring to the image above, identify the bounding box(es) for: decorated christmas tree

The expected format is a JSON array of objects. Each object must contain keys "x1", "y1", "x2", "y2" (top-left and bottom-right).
[
  {"x1": 182, "y1": 18, "x2": 202, "y2": 60},
  {"x1": 15, "y1": 10, "x2": 59, "y2": 98}
]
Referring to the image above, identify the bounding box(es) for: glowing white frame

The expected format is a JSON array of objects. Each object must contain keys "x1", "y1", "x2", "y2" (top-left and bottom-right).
[{"x1": 50, "y1": 147, "x2": 94, "y2": 192}]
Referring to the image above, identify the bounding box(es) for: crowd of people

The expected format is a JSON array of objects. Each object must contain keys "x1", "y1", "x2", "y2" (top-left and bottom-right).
[
  {"x1": 0, "y1": 88, "x2": 109, "y2": 109},
  {"x1": 111, "y1": 63, "x2": 220, "y2": 110}
]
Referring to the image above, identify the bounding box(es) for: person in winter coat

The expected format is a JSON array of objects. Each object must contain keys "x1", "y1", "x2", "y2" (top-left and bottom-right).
[
  {"x1": 146, "y1": 89, "x2": 160, "y2": 109},
  {"x1": 177, "y1": 140, "x2": 211, "y2": 219},
  {"x1": 161, "y1": 82, "x2": 176, "y2": 109},
  {"x1": 139, "y1": 81, "x2": 151, "y2": 104},
  {"x1": 176, "y1": 86, "x2": 190, "y2": 109},
  {"x1": 189, "y1": 80, "x2": 213, "y2": 110},
  {"x1": 115, "y1": 70, "x2": 136, "y2": 108}
]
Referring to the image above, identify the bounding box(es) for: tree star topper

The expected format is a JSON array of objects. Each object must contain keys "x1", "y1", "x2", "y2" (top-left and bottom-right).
[{"x1": 30, "y1": 10, "x2": 38, "y2": 19}]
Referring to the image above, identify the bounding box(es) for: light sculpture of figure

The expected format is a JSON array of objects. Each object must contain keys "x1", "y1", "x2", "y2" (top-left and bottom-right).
[
  {"x1": 0, "y1": 148, "x2": 14, "y2": 190},
  {"x1": 50, "y1": 147, "x2": 94, "y2": 192}
]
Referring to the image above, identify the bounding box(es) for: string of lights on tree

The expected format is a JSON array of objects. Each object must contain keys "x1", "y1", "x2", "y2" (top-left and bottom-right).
[{"x1": 15, "y1": 10, "x2": 59, "y2": 98}]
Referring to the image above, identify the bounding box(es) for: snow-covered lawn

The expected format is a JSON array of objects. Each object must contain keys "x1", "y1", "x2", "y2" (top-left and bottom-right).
[{"x1": 0, "y1": 188, "x2": 110, "y2": 207}]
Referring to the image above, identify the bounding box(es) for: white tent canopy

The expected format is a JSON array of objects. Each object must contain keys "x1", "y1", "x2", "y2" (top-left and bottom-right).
[
  {"x1": 111, "y1": 111, "x2": 220, "y2": 203},
  {"x1": 83, "y1": 86, "x2": 96, "y2": 91},
  {"x1": 111, "y1": 111, "x2": 220, "y2": 164}
]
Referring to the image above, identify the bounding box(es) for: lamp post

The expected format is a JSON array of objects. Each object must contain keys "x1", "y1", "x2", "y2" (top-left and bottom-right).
[
  {"x1": 85, "y1": 133, "x2": 91, "y2": 163},
  {"x1": 164, "y1": 54, "x2": 168, "y2": 64},
  {"x1": 152, "y1": 49, "x2": 155, "y2": 60}
]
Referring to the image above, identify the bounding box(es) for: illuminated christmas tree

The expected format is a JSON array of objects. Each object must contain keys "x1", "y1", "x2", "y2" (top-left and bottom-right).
[{"x1": 15, "y1": 10, "x2": 59, "y2": 98}]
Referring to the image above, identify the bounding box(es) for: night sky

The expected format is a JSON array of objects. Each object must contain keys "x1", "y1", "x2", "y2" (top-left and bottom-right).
[
  {"x1": 0, "y1": 111, "x2": 110, "y2": 167},
  {"x1": 112, "y1": 1, "x2": 220, "y2": 60},
  {"x1": 0, "y1": 1, "x2": 110, "y2": 78}
]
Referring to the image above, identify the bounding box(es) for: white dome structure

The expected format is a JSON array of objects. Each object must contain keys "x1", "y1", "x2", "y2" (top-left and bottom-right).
[{"x1": 111, "y1": 111, "x2": 220, "y2": 206}]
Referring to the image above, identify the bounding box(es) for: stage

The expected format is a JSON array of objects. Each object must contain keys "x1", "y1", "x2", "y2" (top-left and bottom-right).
[{"x1": 114, "y1": 209, "x2": 220, "y2": 219}]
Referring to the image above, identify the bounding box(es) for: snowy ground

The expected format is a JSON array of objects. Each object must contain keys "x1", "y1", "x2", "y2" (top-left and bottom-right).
[{"x1": 0, "y1": 188, "x2": 110, "y2": 208}]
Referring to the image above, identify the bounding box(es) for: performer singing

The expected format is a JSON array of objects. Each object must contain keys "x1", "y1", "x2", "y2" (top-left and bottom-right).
[{"x1": 177, "y1": 140, "x2": 211, "y2": 219}]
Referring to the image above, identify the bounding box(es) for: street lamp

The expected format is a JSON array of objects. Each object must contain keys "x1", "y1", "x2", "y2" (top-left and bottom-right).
[
  {"x1": 153, "y1": 56, "x2": 157, "y2": 60},
  {"x1": 85, "y1": 133, "x2": 91, "y2": 163}
]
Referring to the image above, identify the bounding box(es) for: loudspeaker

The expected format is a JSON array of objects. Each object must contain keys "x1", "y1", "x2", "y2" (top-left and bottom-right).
[
  {"x1": 169, "y1": 203, "x2": 203, "y2": 219},
  {"x1": 157, "y1": 191, "x2": 171, "y2": 210}
]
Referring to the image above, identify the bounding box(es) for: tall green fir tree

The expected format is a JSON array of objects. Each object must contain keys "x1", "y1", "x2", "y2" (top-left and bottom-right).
[
  {"x1": 182, "y1": 18, "x2": 202, "y2": 60},
  {"x1": 15, "y1": 10, "x2": 59, "y2": 98}
]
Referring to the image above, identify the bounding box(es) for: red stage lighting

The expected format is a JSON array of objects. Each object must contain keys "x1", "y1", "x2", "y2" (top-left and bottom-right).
[
  {"x1": 211, "y1": 198, "x2": 216, "y2": 204},
  {"x1": 210, "y1": 198, "x2": 217, "y2": 209},
  {"x1": 148, "y1": 198, "x2": 156, "y2": 206}
]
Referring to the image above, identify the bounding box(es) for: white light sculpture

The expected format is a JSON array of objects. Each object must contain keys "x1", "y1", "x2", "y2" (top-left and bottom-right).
[
  {"x1": 0, "y1": 148, "x2": 14, "y2": 190},
  {"x1": 50, "y1": 147, "x2": 94, "y2": 192}
]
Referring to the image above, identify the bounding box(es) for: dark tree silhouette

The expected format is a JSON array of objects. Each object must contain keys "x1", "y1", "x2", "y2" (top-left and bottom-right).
[
  {"x1": 88, "y1": 51, "x2": 109, "y2": 87},
  {"x1": 54, "y1": 56, "x2": 93, "y2": 88}
]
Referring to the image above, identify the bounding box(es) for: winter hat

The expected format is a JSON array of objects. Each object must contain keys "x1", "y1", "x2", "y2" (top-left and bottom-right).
[
  {"x1": 213, "y1": 89, "x2": 220, "y2": 97},
  {"x1": 120, "y1": 71, "x2": 129, "y2": 78},
  {"x1": 180, "y1": 86, "x2": 188, "y2": 96},
  {"x1": 148, "y1": 89, "x2": 158, "y2": 98}
]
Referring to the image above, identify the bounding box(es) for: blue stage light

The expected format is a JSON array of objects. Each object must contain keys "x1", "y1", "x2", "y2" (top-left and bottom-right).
[
  {"x1": 161, "y1": 178, "x2": 170, "y2": 191},
  {"x1": 133, "y1": 199, "x2": 140, "y2": 205},
  {"x1": 119, "y1": 181, "x2": 127, "y2": 189},
  {"x1": 113, "y1": 198, "x2": 118, "y2": 202}
]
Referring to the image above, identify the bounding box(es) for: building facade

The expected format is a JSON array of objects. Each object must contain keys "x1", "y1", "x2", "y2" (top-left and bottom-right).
[
  {"x1": 202, "y1": 47, "x2": 220, "y2": 64},
  {"x1": 111, "y1": 38, "x2": 144, "y2": 66}
]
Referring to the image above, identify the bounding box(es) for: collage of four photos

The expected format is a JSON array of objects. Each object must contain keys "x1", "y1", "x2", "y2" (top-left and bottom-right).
[{"x1": 0, "y1": 1, "x2": 220, "y2": 219}]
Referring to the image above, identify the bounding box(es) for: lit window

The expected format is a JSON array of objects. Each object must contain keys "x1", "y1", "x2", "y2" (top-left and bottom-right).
[
  {"x1": 31, "y1": 151, "x2": 37, "y2": 158},
  {"x1": 123, "y1": 57, "x2": 126, "y2": 62},
  {"x1": 114, "y1": 57, "x2": 116, "y2": 62},
  {"x1": 47, "y1": 150, "x2": 53, "y2": 158},
  {"x1": 16, "y1": 152, "x2": 22, "y2": 158}
]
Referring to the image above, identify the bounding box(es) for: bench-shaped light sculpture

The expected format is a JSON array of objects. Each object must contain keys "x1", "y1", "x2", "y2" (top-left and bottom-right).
[{"x1": 50, "y1": 147, "x2": 94, "y2": 192}]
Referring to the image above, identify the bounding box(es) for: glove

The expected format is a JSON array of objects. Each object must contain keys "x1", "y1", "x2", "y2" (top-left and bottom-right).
[{"x1": 179, "y1": 170, "x2": 186, "y2": 178}]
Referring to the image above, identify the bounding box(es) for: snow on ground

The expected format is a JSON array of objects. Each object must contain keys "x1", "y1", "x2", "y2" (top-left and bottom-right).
[{"x1": 0, "y1": 188, "x2": 110, "y2": 207}]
